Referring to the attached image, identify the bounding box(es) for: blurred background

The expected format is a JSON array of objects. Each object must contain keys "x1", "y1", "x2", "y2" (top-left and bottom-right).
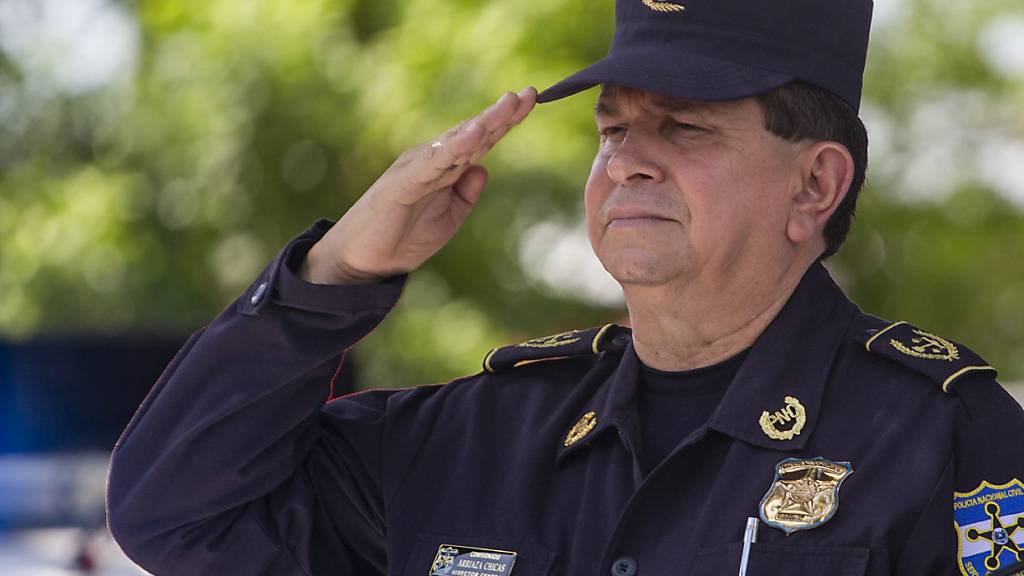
[{"x1": 0, "y1": 0, "x2": 1022, "y2": 573}]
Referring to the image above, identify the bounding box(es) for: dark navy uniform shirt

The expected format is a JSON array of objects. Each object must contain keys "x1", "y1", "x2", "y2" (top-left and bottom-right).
[
  {"x1": 636, "y1": 350, "x2": 745, "y2": 474},
  {"x1": 107, "y1": 219, "x2": 1024, "y2": 576}
]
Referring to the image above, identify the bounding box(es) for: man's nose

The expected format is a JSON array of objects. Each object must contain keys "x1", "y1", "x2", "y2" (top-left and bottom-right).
[{"x1": 605, "y1": 131, "x2": 664, "y2": 185}]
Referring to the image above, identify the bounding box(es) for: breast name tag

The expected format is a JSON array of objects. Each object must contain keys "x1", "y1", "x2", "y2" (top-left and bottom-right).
[{"x1": 429, "y1": 544, "x2": 517, "y2": 576}]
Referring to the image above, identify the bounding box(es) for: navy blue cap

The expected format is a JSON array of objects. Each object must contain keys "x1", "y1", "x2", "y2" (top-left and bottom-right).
[{"x1": 537, "y1": 0, "x2": 874, "y2": 111}]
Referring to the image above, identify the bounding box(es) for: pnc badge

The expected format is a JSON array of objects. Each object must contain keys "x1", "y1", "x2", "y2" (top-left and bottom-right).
[
  {"x1": 564, "y1": 411, "x2": 598, "y2": 447},
  {"x1": 759, "y1": 396, "x2": 807, "y2": 441},
  {"x1": 429, "y1": 544, "x2": 517, "y2": 576},
  {"x1": 641, "y1": 0, "x2": 685, "y2": 13},
  {"x1": 760, "y1": 458, "x2": 854, "y2": 535},
  {"x1": 954, "y1": 479, "x2": 1024, "y2": 576}
]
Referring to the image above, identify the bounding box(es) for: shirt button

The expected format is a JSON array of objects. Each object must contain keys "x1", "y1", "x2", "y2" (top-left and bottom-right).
[
  {"x1": 611, "y1": 556, "x2": 637, "y2": 576},
  {"x1": 250, "y1": 281, "x2": 268, "y2": 305}
]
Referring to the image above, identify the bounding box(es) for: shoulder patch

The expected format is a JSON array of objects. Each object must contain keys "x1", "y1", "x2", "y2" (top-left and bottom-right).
[
  {"x1": 482, "y1": 323, "x2": 631, "y2": 373},
  {"x1": 861, "y1": 320, "x2": 997, "y2": 394}
]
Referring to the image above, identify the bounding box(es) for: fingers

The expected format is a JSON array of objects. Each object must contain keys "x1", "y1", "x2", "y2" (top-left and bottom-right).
[
  {"x1": 467, "y1": 87, "x2": 537, "y2": 165},
  {"x1": 497, "y1": 86, "x2": 538, "y2": 134},
  {"x1": 446, "y1": 164, "x2": 488, "y2": 226},
  {"x1": 452, "y1": 165, "x2": 489, "y2": 208},
  {"x1": 392, "y1": 87, "x2": 535, "y2": 203},
  {"x1": 431, "y1": 119, "x2": 486, "y2": 164},
  {"x1": 511, "y1": 87, "x2": 538, "y2": 123},
  {"x1": 417, "y1": 88, "x2": 537, "y2": 184},
  {"x1": 475, "y1": 88, "x2": 532, "y2": 142}
]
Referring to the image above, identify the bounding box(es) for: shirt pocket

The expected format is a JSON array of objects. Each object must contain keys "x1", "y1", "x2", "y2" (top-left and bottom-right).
[
  {"x1": 689, "y1": 542, "x2": 871, "y2": 576},
  {"x1": 403, "y1": 534, "x2": 556, "y2": 576}
]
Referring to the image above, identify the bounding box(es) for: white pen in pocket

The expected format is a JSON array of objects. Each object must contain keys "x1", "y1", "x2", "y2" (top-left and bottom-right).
[{"x1": 739, "y1": 517, "x2": 759, "y2": 576}]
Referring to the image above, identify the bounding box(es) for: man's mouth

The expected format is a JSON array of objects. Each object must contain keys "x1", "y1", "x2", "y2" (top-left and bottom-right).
[
  {"x1": 605, "y1": 206, "x2": 674, "y2": 227},
  {"x1": 607, "y1": 217, "x2": 672, "y2": 228}
]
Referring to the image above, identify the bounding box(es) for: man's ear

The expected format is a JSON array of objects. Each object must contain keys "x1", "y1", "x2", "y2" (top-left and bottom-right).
[{"x1": 786, "y1": 141, "x2": 854, "y2": 246}]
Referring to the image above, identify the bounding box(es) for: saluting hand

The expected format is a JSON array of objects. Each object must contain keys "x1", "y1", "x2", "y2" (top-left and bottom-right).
[{"x1": 300, "y1": 87, "x2": 538, "y2": 285}]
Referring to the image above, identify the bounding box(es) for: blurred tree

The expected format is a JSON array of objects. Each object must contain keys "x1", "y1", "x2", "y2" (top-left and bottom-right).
[{"x1": 0, "y1": 0, "x2": 1022, "y2": 387}]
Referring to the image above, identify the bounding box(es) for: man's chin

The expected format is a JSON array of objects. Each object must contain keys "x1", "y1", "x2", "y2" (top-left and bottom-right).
[{"x1": 601, "y1": 253, "x2": 692, "y2": 287}]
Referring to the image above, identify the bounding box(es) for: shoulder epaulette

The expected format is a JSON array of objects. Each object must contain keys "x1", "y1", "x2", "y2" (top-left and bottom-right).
[
  {"x1": 860, "y1": 320, "x2": 997, "y2": 394},
  {"x1": 482, "y1": 323, "x2": 632, "y2": 373}
]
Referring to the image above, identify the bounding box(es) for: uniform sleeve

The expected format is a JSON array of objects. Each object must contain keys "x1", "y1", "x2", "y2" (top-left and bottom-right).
[
  {"x1": 107, "y1": 218, "x2": 409, "y2": 576},
  {"x1": 950, "y1": 382, "x2": 1024, "y2": 576},
  {"x1": 895, "y1": 379, "x2": 1024, "y2": 576}
]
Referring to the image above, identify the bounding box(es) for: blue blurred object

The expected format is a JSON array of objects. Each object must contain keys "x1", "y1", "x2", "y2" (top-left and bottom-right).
[
  {"x1": 0, "y1": 332, "x2": 362, "y2": 455},
  {"x1": 0, "y1": 334, "x2": 188, "y2": 454},
  {"x1": 0, "y1": 331, "x2": 362, "y2": 529},
  {"x1": 0, "y1": 330, "x2": 360, "y2": 572}
]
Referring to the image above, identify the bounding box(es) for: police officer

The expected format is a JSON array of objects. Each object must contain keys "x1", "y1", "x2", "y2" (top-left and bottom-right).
[{"x1": 107, "y1": 0, "x2": 1024, "y2": 575}]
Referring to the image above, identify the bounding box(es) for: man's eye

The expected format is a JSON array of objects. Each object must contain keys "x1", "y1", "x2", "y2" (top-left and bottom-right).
[
  {"x1": 673, "y1": 122, "x2": 705, "y2": 132},
  {"x1": 599, "y1": 126, "x2": 626, "y2": 140}
]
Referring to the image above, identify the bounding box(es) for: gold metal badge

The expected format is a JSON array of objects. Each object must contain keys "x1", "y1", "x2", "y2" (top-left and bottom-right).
[
  {"x1": 760, "y1": 458, "x2": 854, "y2": 535},
  {"x1": 564, "y1": 411, "x2": 598, "y2": 447},
  {"x1": 642, "y1": 0, "x2": 685, "y2": 13},
  {"x1": 759, "y1": 396, "x2": 806, "y2": 441},
  {"x1": 518, "y1": 330, "x2": 581, "y2": 349},
  {"x1": 891, "y1": 328, "x2": 960, "y2": 362}
]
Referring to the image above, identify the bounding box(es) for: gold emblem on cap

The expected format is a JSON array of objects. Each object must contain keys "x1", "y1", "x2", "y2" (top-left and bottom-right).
[
  {"x1": 891, "y1": 328, "x2": 959, "y2": 362},
  {"x1": 564, "y1": 411, "x2": 598, "y2": 447},
  {"x1": 760, "y1": 458, "x2": 853, "y2": 534},
  {"x1": 759, "y1": 396, "x2": 807, "y2": 441},
  {"x1": 642, "y1": 0, "x2": 685, "y2": 13}
]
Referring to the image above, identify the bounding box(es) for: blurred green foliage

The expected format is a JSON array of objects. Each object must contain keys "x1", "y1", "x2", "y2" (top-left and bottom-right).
[{"x1": 1, "y1": 0, "x2": 1022, "y2": 387}]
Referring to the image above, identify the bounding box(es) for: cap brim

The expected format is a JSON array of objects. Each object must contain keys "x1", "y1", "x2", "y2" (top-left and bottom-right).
[{"x1": 536, "y1": 49, "x2": 794, "y2": 104}]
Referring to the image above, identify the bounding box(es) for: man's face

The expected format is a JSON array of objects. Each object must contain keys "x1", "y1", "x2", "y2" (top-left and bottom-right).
[{"x1": 585, "y1": 85, "x2": 804, "y2": 288}]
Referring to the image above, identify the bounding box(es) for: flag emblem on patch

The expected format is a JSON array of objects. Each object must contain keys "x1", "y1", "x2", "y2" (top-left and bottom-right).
[{"x1": 955, "y1": 479, "x2": 1024, "y2": 576}]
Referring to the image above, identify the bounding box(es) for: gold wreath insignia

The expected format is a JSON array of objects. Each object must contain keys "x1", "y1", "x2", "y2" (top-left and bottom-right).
[
  {"x1": 517, "y1": 330, "x2": 582, "y2": 349},
  {"x1": 564, "y1": 411, "x2": 598, "y2": 447},
  {"x1": 759, "y1": 396, "x2": 807, "y2": 441},
  {"x1": 642, "y1": 0, "x2": 685, "y2": 13},
  {"x1": 890, "y1": 329, "x2": 959, "y2": 362}
]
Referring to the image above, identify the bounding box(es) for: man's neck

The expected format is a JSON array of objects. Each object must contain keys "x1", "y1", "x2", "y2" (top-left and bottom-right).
[{"x1": 623, "y1": 258, "x2": 813, "y2": 372}]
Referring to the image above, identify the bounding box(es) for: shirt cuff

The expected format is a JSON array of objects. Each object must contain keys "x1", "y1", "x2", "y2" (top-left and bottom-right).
[{"x1": 236, "y1": 218, "x2": 409, "y2": 317}]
